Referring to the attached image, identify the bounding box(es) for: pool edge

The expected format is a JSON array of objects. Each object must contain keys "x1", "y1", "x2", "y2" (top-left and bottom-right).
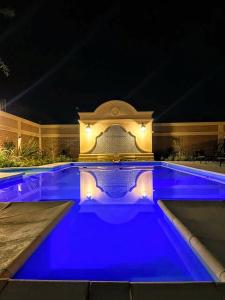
[
  {"x1": 158, "y1": 200, "x2": 225, "y2": 282},
  {"x1": 0, "y1": 201, "x2": 74, "y2": 280}
]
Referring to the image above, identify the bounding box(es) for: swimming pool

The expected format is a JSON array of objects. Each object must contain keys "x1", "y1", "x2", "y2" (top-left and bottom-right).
[{"x1": 1, "y1": 162, "x2": 225, "y2": 282}]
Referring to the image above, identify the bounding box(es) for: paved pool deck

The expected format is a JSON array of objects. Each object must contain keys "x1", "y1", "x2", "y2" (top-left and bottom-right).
[
  {"x1": 158, "y1": 200, "x2": 225, "y2": 283},
  {"x1": 0, "y1": 280, "x2": 225, "y2": 300},
  {"x1": 172, "y1": 161, "x2": 225, "y2": 175},
  {"x1": 0, "y1": 201, "x2": 73, "y2": 279}
]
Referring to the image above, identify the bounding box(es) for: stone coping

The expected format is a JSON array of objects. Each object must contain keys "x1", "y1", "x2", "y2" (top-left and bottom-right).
[
  {"x1": 0, "y1": 162, "x2": 74, "y2": 171},
  {"x1": 36, "y1": 162, "x2": 73, "y2": 169},
  {"x1": 0, "y1": 173, "x2": 23, "y2": 179},
  {"x1": 0, "y1": 201, "x2": 73, "y2": 279},
  {"x1": 158, "y1": 200, "x2": 225, "y2": 282},
  {"x1": 0, "y1": 161, "x2": 160, "y2": 171},
  {"x1": 0, "y1": 163, "x2": 74, "y2": 178},
  {"x1": 168, "y1": 161, "x2": 225, "y2": 175},
  {"x1": 0, "y1": 280, "x2": 225, "y2": 300},
  {"x1": 163, "y1": 162, "x2": 225, "y2": 184},
  {"x1": 0, "y1": 172, "x2": 24, "y2": 184}
]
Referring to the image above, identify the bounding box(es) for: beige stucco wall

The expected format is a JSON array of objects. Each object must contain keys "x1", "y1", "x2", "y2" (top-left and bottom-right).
[
  {"x1": 0, "y1": 129, "x2": 18, "y2": 146},
  {"x1": 40, "y1": 125, "x2": 79, "y2": 158},
  {"x1": 79, "y1": 100, "x2": 153, "y2": 155},
  {"x1": 0, "y1": 112, "x2": 80, "y2": 159},
  {"x1": 153, "y1": 122, "x2": 224, "y2": 155},
  {"x1": 0, "y1": 111, "x2": 41, "y2": 149},
  {"x1": 0, "y1": 108, "x2": 224, "y2": 161},
  {"x1": 79, "y1": 119, "x2": 152, "y2": 153},
  {"x1": 41, "y1": 136, "x2": 79, "y2": 158}
]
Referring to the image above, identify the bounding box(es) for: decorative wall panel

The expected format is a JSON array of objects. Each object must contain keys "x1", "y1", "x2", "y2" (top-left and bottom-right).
[{"x1": 92, "y1": 125, "x2": 142, "y2": 154}]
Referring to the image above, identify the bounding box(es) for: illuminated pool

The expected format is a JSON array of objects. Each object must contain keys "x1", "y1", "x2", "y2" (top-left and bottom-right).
[{"x1": 1, "y1": 162, "x2": 225, "y2": 281}]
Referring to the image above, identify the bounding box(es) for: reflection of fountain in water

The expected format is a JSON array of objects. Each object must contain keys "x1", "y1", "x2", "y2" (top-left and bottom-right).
[
  {"x1": 80, "y1": 166, "x2": 154, "y2": 204},
  {"x1": 79, "y1": 166, "x2": 154, "y2": 224}
]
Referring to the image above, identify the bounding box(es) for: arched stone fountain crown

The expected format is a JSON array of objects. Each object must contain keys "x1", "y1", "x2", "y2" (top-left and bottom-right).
[{"x1": 78, "y1": 100, "x2": 154, "y2": 161}]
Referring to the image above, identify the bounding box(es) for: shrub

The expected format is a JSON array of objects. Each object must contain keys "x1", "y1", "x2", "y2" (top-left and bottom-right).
[
  {"x1": 156, "y1": 138, "x2": 194, "y2": 161},
  {"x1": 154, "y1": 147, "x2": 174, "y2": 161},
  {"x1": 20, "y1": 138, "x2": 41, "y2": 159},
  {"x1": 0, "y1": 139, "x2": 71, "y2": 167}
]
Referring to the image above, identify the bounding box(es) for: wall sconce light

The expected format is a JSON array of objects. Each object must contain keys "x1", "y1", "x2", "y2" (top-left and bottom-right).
[
  {"x1": 85, "y1": 124, "x2": 91, "y2": 133},
  {"x1": 140, "y1": 123, "x2": 146, "y2": 132},
  {"x1": 18, "y1": 136, "x2": 22, "y2": 150}
]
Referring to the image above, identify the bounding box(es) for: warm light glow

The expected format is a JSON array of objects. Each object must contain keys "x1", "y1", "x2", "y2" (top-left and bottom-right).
[
  {"x1": 86, "y1": 191, "x2": 92, "y2": 199},
  {"x1": 140, "y1": 123, "x2": 146, "y2": 132},
  {"x1": 80, "y1": 168, "x2": 153, "y2": 204},
  {"x1": 141, "y1": 190, "x2": 147, "y2": 198},
  {"x1": 85, "y1": 124, "x2": 91, "y2": 133},
  {"x1": 18, "y1": 136, "x2": 22, "y2": 150},
  {"x1": 18, "y1": 183, "x2": 22, "y2": 192}
]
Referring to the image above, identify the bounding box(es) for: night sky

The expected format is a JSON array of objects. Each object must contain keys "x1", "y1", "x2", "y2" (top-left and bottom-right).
[{"x1": 0, "y1": 1, "x2": 225, "y2": 124}]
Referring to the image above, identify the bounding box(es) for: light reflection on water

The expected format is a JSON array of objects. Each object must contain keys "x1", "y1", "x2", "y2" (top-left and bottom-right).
[{"x1": 0, "y1": 165, "x2": 225, "y2": 203}]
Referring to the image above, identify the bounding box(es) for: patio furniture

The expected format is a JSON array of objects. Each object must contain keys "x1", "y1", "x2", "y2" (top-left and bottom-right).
[
  {"x1": 192, "y1": 140, "x2": 225, "y2": 166},
  {"x1": 193, "y1": 150, "x2": 206, "y2": 163},
  {"x1": 202, "y1": 140, "x2": 225, "y2": 166},
  {"x1": 216, "y1": 154, "x2": 225, "y2": 166}
]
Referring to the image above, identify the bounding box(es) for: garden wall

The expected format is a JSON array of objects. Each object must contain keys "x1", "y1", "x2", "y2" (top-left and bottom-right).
[
  {"x1": 0, "y1": 110, "x2": 224, "y2": 160},
  {"x1": 0, "y1": 111, "x2": 79, "y2": 158},
  {"x1": 153, "y1": 122, "x2": 225, "y2": 159},
  {"x1": 40, "y1": 125, "x2": 79, "y2": 158},
  {"x1": 0, "y1": 111, "x2": 41, "y2": 150}
]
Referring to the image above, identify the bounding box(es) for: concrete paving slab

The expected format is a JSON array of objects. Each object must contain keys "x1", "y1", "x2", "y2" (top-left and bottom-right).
[
  {"x1": 131, "y1": 282, "x2": 223, "y2": 300},
  {"x1": 159, "y1": 201, "x2": 225, "y2": 222},
  {"x1": 158, "y1": 200, "x2": 225, "y2": 282},
  {"x1": 89, "y1": 281, "x2": 130, "y2": 300},
  {"x1": 0, "y1": 279, "x2": 7, "y2": 292},
  {"x1": 216, "y1": 283, "x2": 225, "y2": 299},
  {"x1": 0, "y1": 280, "x2": 89, "y2": 300},
  {"x1": 0, "y1": 203, "x2": 11, "y2": 212},
  {"x1": 0, "y1": 201, "x2": 73, "y2": 278}
]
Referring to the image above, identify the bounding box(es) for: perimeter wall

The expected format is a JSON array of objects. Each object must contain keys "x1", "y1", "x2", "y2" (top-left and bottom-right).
[{"x1": 0, "y1": 110, "x2": 224, "y2": 159}]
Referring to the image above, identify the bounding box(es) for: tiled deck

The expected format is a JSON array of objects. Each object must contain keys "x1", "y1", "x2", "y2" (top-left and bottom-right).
[{"x1": 0, "y1": 201, "x2": 73, "y2": 278}]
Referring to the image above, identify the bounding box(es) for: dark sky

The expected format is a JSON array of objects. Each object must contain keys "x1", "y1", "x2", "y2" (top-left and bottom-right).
[{"x1": 0, "y1": 1, "x2": 225, "y2": 124}]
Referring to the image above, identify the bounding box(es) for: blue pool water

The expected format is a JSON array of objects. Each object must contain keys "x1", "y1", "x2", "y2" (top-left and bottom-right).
[{"x1": 1, "y1": 163, "x2": 225, "y2": 281}]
